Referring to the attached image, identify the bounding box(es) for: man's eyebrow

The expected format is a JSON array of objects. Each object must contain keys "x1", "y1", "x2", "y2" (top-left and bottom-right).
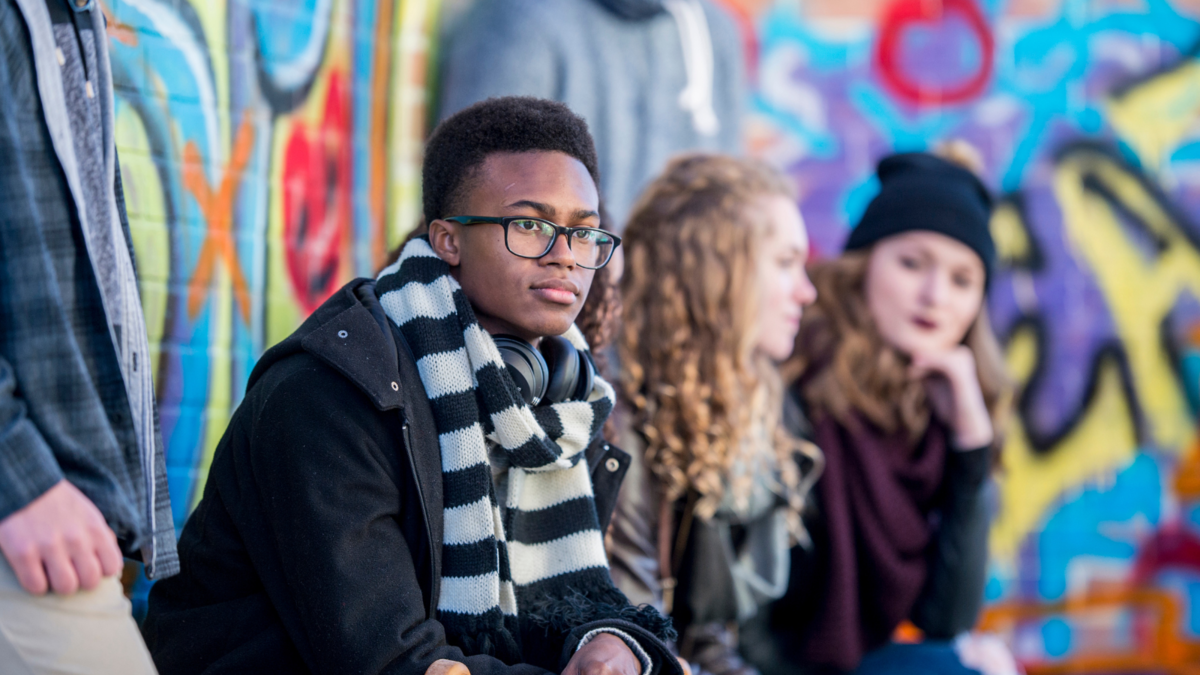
[
  {"x1": 503, "y1": 201, "x2": 600, "y2": 223},
  {"x1": 503, "y1": 200, "x2": 555, "y2": 217}
]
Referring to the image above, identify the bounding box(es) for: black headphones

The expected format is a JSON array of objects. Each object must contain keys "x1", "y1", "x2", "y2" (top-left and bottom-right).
[{"x1": 493, "y1": 335, "x2": 595, "y2": 407}]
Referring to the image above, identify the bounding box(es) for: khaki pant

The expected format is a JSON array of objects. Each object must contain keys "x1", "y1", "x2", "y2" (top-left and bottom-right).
[{"x1": 0, "y1": 556, "x2": 157, "y2": 675}]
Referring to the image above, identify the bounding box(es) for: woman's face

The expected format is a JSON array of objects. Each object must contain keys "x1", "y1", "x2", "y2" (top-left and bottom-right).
[
  {"x1": 754, "y1": 195, "x2": 817, "y2": 361},
  {"x1": 864, "y1": 231, "x2": 986, "y2": 357}
]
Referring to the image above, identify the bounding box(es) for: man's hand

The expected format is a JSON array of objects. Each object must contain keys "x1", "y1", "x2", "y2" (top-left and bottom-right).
[
  {"x1": 0, "y1": 479, "x2": 123, "y2": 595},
  {"x1": 563, "y1": 633, "x2": 643, "y2": 675}
]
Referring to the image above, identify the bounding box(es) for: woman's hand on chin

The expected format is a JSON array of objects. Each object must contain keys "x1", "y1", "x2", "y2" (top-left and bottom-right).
[{"x1": 909, "y1": 346, "x2": 994, "y2": 450}]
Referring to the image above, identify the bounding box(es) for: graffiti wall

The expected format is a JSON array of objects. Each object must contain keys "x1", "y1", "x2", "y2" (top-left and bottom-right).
[
  {"x1": 104, "y1": 0, "x2": 437, "y2": 532},
  {"x1": 732, "y1": 0, "x2": 1200, "y2": 670}
]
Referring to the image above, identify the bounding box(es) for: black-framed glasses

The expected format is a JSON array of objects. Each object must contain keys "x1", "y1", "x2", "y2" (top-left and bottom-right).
[{"x1": 445, "y1": 216, "x2": 621, "y2": 270}]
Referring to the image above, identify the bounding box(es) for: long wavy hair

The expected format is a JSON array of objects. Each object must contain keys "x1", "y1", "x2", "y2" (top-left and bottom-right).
[
  {"x1": 620, "y1": 154, "x2": 811, "y2": 521},
  {"x1": 785, "y1": 251, "x2": 1012, "y2": 445}
]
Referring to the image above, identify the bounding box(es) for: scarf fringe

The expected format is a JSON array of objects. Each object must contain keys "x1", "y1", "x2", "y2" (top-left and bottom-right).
[
  {"x1": 443, "y1": 613, "x2": 523, "y2": 664},
  {"x1": 525, "y1": 587, "x2": 678, "y2": 642}
]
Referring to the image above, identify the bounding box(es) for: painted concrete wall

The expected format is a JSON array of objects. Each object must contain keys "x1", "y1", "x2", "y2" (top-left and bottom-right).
[{"x1": 732, "y1": 0, "x2": 1200, "y2": 670}]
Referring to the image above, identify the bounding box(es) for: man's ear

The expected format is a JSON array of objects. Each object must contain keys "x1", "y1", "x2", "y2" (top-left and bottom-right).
[{"x1": 427, "y1": 218, "x2": 463, "y2": 266}]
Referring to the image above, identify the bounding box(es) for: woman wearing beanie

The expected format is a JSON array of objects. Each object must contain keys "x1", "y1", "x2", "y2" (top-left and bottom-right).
[
  {"x1": 607, "y1": 154, "x2": 823, "y2": 675},
  {"x1": 746, "y1": 145, "x2": 1014, "y2": 675}
]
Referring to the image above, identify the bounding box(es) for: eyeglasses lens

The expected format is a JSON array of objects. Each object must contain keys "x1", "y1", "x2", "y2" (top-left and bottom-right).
[{"x1": 506, "y1": 219, "x2": 613, "y2": 268}]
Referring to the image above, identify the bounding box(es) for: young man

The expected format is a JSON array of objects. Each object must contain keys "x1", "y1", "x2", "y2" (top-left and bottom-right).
[
  {"x1": 0, "y1": 0, "x2": 176, "y2": 673},
  {"x1": 143, "y1": 97, "x2": 678, "y2": 675}
]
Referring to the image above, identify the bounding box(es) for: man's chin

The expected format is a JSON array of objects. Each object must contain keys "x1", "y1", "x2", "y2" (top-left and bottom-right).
[{"x1": 506, "y1": 310, "x2": 580, "y2": 341}]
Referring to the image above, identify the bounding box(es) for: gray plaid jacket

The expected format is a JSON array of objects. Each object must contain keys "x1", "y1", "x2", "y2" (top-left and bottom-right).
[{"x1": 0, "y1": 0, "x2": 177, "y2": 579}]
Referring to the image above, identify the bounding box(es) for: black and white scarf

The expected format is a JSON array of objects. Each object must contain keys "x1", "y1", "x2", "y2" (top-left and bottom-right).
[{"x1": 376, "y1": 237, "x2": 625, "y2": 661}]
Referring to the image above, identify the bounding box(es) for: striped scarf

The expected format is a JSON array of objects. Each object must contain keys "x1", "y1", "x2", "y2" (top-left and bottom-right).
[{"x1": 376, "y1": 237, "x2": 619, "y2": 661}]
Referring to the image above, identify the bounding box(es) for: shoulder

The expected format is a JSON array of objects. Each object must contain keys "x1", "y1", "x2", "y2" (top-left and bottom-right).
[
  {"x1": 700, "y1": 0, "x2": 742, "y2": 46},
  {"x1": 450, "y1": 0, "x2": 578, "y2": 38},
  {"x1": 238, "y1": 351, "x2": 406, "y2": 458}
]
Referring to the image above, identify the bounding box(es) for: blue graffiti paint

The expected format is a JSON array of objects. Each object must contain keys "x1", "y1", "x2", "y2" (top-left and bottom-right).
[
  {"x1": 1041, "y1": 617, "x2": 1072, "y2": 658},
  {"x1": 1037, "y1": 454, "x2": 1162, "y2": 601}
]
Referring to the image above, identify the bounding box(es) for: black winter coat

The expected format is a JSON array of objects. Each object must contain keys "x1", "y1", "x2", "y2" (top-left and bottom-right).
[{"x1": 143, "y1": 279, "x2": 676, "y2": 675}]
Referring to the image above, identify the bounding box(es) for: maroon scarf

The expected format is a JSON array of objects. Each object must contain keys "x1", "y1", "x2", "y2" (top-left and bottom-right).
[{"x1": 799, "y1": 414, "x2": 948, "y2": 671}]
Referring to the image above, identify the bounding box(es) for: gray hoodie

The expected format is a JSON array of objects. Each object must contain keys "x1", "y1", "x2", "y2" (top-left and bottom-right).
[{"x1": 438, "y1": 0, "x2": 745, "y2": 230}]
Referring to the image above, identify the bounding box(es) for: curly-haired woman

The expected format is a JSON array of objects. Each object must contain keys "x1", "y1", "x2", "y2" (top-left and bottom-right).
[
  {"x1": 747, "y1": 147, "x2": 1014, "y2": 675},
  {"x1": 608, "y1": 154, "x2": 821, "y2": 675}
]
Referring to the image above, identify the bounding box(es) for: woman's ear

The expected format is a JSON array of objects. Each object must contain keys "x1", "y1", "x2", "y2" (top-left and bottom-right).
[{"x1": 428, "y1": 219, "x2": 463, "y2": 266}]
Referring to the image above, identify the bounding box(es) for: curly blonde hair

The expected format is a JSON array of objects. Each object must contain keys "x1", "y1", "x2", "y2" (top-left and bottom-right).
[{"x1": 620, "y1": 154, "x2": 807, "y2": 520}]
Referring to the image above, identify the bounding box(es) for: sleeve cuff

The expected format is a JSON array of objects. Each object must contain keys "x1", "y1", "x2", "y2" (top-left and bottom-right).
[
  {"x1": 947, "y1": 444, "x2": 991, "y2": 489},
  {"x1": 577, "y1": 627, "x2": 654, "y2": 675},
  {"x1": 0, "y1": 418, "x2": 63, "y2": 521}
]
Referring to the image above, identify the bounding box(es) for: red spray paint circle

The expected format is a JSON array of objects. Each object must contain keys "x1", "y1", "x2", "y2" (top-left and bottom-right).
[{"x1": 874, "y1": 0, "x2": 994, "y2": 106}]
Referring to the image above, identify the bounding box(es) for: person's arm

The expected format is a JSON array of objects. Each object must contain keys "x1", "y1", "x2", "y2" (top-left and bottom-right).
[
  {"x1": 0, "y1": 8, "x2": 124, "y2": 596},
  {"x1": 909, "y1": 445, "x2": 991, "y2": 638},
  {"x1": 906, "y1": 346, "x2": 994, "y2": 636},
  {"x1": 607, "y1": 441, "x2": 667, "y2": 612},
  {"x1": 0, "y1": 355, "x2": 122, "y2": 596},
  {"x1": 0, "y1": 359, "x2": 63, "y2": 527}
]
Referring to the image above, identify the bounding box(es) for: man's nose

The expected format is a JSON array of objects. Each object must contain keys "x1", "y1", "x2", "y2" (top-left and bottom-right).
[{"x1": 541, "y1": 230, "x2": 576, "y2": 267}]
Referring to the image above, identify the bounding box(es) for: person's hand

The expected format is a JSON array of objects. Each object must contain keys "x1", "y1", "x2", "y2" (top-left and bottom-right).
[
  {"x1": 562, "y1": 633, "x2": 643, "y2": 675},
  {"x1": 909, "y1": 346, "x2": 993, "y2": 450},
  {"x1": 0, "y1": 480, "x2": 123, "y2": 595}
]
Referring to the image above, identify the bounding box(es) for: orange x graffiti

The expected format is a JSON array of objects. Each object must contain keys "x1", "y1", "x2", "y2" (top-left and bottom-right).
[{"x1": 183, "y1": 115, "x2": 256, "y2": 324}]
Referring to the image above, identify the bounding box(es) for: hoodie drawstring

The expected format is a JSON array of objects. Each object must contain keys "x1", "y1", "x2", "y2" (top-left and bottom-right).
[{"x1": 664, "y1": 0, "x2": 720, "y2": 137}]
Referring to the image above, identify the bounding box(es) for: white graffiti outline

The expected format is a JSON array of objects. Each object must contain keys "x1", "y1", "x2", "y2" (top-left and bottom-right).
[
  {"x1": 260, "y1": 0, "x2": 332, "y2": 91},
  {"x1": 123, "y1": 0, "x2": 222, "y2": 183}
]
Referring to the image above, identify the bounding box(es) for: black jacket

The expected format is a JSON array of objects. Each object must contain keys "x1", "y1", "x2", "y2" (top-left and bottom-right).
[{"x1": 143, "y1": 279, "x2": 676, "y2": 675}]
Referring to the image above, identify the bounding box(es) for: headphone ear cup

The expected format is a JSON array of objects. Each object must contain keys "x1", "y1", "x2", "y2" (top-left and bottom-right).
[
  {"x1": 572, "y1": 350, "x2": 595, "y2": 402},
  {"x1": 493, "y1": 335, "x2": 549, "y2": 406},
  {"x1": 538, "y1": 336, "x2": 580, "y2": 405}
]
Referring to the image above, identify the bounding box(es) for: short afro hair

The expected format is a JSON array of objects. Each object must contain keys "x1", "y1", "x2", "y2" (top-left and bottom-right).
[{"x1": 423, "y1": 97, "x2": 601, "y2": 222}]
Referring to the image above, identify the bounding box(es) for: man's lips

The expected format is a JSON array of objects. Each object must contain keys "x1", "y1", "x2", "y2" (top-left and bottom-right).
[{"x1": 530, "y1": 278, "x2": 580, "y2": 305}]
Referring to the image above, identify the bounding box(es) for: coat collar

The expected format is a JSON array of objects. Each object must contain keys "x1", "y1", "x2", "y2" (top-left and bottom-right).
[
  {"x1": 300, "y1": 279, "x2": 404, "y2": 411},
  {"x1": 250, "y1": 279, "x2": 404, "y2": 411}
]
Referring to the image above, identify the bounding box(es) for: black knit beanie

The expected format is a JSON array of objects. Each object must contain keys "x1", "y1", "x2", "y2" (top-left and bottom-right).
[{"x1": 844, "y1": 152, "x2": 995, "y2": 281}]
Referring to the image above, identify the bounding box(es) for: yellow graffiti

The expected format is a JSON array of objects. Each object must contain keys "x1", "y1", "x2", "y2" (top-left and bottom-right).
[
  {"x1": 992, "y1": 147, "x2": 1200, "y2": 560},
  {"x1": 990, "y1": 201, "x2": 1034, "y2": 266},
  {"x1": 1108, "y1": 59, "x2": 1200, "y2": 171},
  {"x1": 989, "y1": 57, "x2": 1200, "y2": 561},
  {"x1": 991, "y1": 325, "x2": 1139, "y2": 561},
  {"x1": 1058, "y1": 149, "x2": 1200, "y2": 454}
]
